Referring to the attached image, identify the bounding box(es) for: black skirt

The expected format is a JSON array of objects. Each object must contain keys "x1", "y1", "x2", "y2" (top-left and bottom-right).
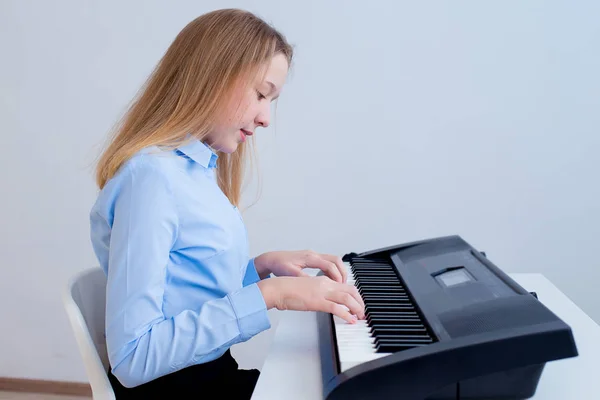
[{"x1": 107, "y1": 349, "x2": 260, "y2": 399}]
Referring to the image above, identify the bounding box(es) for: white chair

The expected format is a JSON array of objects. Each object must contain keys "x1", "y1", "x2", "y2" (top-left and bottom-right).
[{"x1": 63, "y1": 267, "x2": 116, "y2": 399}]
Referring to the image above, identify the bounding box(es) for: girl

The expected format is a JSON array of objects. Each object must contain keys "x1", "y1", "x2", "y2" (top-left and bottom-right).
[{"x1": 89, "y1": 8, "x2": 365, "y2": 399}]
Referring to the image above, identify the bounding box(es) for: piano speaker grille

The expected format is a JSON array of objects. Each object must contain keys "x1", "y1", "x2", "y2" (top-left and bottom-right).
[{"x1": 439, "y1": 294, "x2": 557, "y2": 338}]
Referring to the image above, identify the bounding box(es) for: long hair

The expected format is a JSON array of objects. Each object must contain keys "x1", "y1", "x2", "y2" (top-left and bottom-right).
[{"x1": 95, "y1": 9, "x2": 293, "y2": 206}]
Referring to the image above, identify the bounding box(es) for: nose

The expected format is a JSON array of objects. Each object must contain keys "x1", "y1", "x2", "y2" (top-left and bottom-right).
[{"x1": 255, "y1": 102, "x2": 271, "y2": 128}]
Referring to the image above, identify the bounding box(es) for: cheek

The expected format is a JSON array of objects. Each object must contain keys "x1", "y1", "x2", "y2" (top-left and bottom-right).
[
  {"x1": 227, "y1": 101, "x2": 250, "y2": 123},
  {"x1": 217, "y1": 89, "x2": 257, "y2": 127}
]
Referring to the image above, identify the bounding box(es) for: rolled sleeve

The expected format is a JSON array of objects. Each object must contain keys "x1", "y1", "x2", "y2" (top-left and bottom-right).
[{"x1": 228, "y1": 283, "x2": 271, "y2": 340}]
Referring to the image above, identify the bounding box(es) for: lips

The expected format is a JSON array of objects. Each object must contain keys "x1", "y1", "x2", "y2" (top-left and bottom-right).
[{"x1": 240, "y1": 129, "x2": 253, "y2": 143}]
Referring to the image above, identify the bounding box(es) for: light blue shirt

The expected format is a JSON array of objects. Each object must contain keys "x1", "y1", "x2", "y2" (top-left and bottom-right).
[{"x1": 89, "y1": 138, "x2": 270, "y2": 388}]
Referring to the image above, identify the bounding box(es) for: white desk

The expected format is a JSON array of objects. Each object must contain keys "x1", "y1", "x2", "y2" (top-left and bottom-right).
[{"x1": 251, "y1": 273, "x2": 600, "y2": 399}]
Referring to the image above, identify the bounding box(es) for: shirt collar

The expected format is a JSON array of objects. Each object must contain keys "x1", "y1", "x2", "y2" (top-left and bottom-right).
[{"x1": 176, "y1": 137, "x2": 218, "y2": 168}]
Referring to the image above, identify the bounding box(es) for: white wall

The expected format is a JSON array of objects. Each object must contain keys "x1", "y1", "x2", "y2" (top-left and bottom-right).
[{"x1": 1, "y1": 0, "x2": 598, "y2": 383}]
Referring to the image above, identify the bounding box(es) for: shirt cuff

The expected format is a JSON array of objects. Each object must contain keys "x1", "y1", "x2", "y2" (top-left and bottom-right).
[
  {"x1": 243, "y1": 258, "x2": 261, "y2": 286},
  {"x1": 228, "y1": 283, "x2": 271, "y2": 341},
  {"x1": 243, "y1": 257, "x2": 271, "y2": 286}
]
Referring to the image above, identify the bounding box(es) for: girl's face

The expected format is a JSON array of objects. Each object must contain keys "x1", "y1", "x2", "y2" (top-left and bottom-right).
[{"x1": 205, "y1": 53, "x2": 289, "y2": 153}]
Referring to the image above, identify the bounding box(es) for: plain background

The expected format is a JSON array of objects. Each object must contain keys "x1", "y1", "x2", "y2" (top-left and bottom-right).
[{"x1": 1, "y1": 0, "x2": 598, "y2": 383}]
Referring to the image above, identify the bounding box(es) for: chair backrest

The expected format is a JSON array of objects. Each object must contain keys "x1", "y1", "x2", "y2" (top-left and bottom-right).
[{"x1": 63, "y1": 267, "x2": 115, "y2": 399}]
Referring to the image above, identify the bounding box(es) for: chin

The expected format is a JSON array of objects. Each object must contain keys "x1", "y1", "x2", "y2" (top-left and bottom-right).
[{"x1": 216, "y1": 142, "x2": 239, "y2": 154}]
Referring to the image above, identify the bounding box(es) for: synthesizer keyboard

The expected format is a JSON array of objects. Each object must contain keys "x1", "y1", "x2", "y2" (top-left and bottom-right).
[{"x1": 317, "y1": 235, "x2": 578, "y2": 400}]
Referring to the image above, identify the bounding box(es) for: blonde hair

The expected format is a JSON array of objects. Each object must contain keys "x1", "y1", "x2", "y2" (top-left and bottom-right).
[{"x1": 95, "y1": 8, "x2": 293, "y2": 206}]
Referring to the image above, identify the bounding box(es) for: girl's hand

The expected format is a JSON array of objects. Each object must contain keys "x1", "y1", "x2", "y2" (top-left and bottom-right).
[
  {"x1": 257, "y1": 276, "x2": 365, "y2": 324},
  {"x1": 254, "y1": 250, "x2": 347, "y2": 283}
]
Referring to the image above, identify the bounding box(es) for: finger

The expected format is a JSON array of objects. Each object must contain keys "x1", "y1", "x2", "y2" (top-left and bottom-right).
[
  {"x1": 327, "y1": 290, "x2": 365, "y2": 320},
  {"x1": 306, "y1": 254, "x2": 343, "y2": 282},
  {"x1": 319, "y1": 254, "x2": 347, "y2": 283},
  {"x1": 342, "y1": 283, "x2": 365, "y2": 310},
  {"x1": 326, "y1": 301, "x2": 358, "y2": 324}
]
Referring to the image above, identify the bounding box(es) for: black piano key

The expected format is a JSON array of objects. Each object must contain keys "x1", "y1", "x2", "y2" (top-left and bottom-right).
[
  {"x1": 353, "y1": 264, "x2": 395, "y2": 268},
  {"x1": 359, "y1": 288, "x2": 405, "y2": 295},
  {"x1": 366, "y1": 312, "x2": 423, "y2": 324},
  {"x1": 358, "y1": 284, "x2": 401, "y2": 289},
  {"x1": 367, "y1": 318, "x2": 424, "y2": 326},
  {"x1": 358, "y1": 284, "x2": 403, "y2": 289},
  {"x1": 368, "y1": 321, "x2": 424, "y2": 328},
  {"x1": 360, "y1": 292, "x2": 408, "y2": 296},
  {"x1": 353, "y1": 267, "x2": 395, "y2": 272},
  {"x1": 356, "y1": 278, "x2": 396, "y2": 282},
  {"x1": 375, "y1": 335, "x2": 433, "y2": 342},
  {"x1": 367, "y1": 304, "x2": 413, "y2": 310},
  {"x1": 374, "y1": 336, "x2": 430, "y2": 346},
  {"x1": 367, "y1": 314, "x2": 423, "y2": 322},
  {"x1": 368, "y1": 318, "x2": 421, "y2": 325},
  {"x1": 369, "y1": 318, "x2": 422, "y2": 326},
  {"x1": 353, "y1": 268, "x2": 396, "y2": 271},
  {"x1": 364, "y1": 301, "x2": 412, "y2": 306},
  {"x1": 367, "y1": 314, "x2": 417, "y2": 321},
  {"x1": 369, "y1": 323, "x2": 425, "y2": 330},
  {"x1": 367, "y1": 313, "x2": 421, "y2": 320},
  {"x1": 368, "y1": 311, "x2": 417, "y2": 318},
  {"x1": 367, "y1": 310, "x2": 422, "y2": 318},
  {"x1": 361, "y1": 292, "x2": 406, "y2": 297},
  {"x1": 366, "y1": 304, "x2": 415, "y2": 311},
  {"x1": 354, "y1": 272, "x2": 394, "y2": 276},
  {"x1": 365, "y1": 301, "x2": 413, "y2": 310},
  {"x1": 355, "y1": 278, "x2": 400, "y2": 282},
  {"x1": 355, "y1": 276, "x2": 399, "y2": 280},
  {"x1": 355, "y1": 278, "x2": 400, "y2": 283},
  {"x1": 359, "y1": 288, "x2": 405, "y2": 293},
  {"x1": 361, "y1": 293, "x2": 410, "y2": 298},
  {"x1": 352, "y1": 260, "x2": 389, "y2": 264},
  {"x1": 365, "y1": 301, "x2": 414, "y2": 306},
  {"x1": 361, "y1": 296, "x2": 410, "y2": 301},
  {"x1": 370, "y1": 326, "x2": 428, "y2": 335},
  {"x1": 374, "y1": 333, "x2": 432, "y2": 340},
  {"x1": 357, "y1": 286, "x2": 408, "y2": 297},
  {"x1": 375, "y1": 338, "x2": 433, "y2": 347},
  {"x1": 361, "y1": 292, "x2": 407, "y2": 298},
  {"x1": 360, "y1": 290, "x2": 405, "y2": 293},
  {"x1": 358, "y1": 284, "x2": 402, "y2": 288},
  {"x1": 369, "y1": 321, "x2": 422, "y2": 329},
  {"x1": 362, "y1": 295, "x2": 408, "y2": 300},
  {"x1": 353, "y1": 265, "x2": 393, "y2": 268},
  {"x1": 355, "y1": 280, "x2": 402, "y2": 285},
  {"x1": 367, "y1": 308, "x2": 418, "y2": 314},
  {"x1": 368, "y1": 317, "x2": 422, "y2": 323}
]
